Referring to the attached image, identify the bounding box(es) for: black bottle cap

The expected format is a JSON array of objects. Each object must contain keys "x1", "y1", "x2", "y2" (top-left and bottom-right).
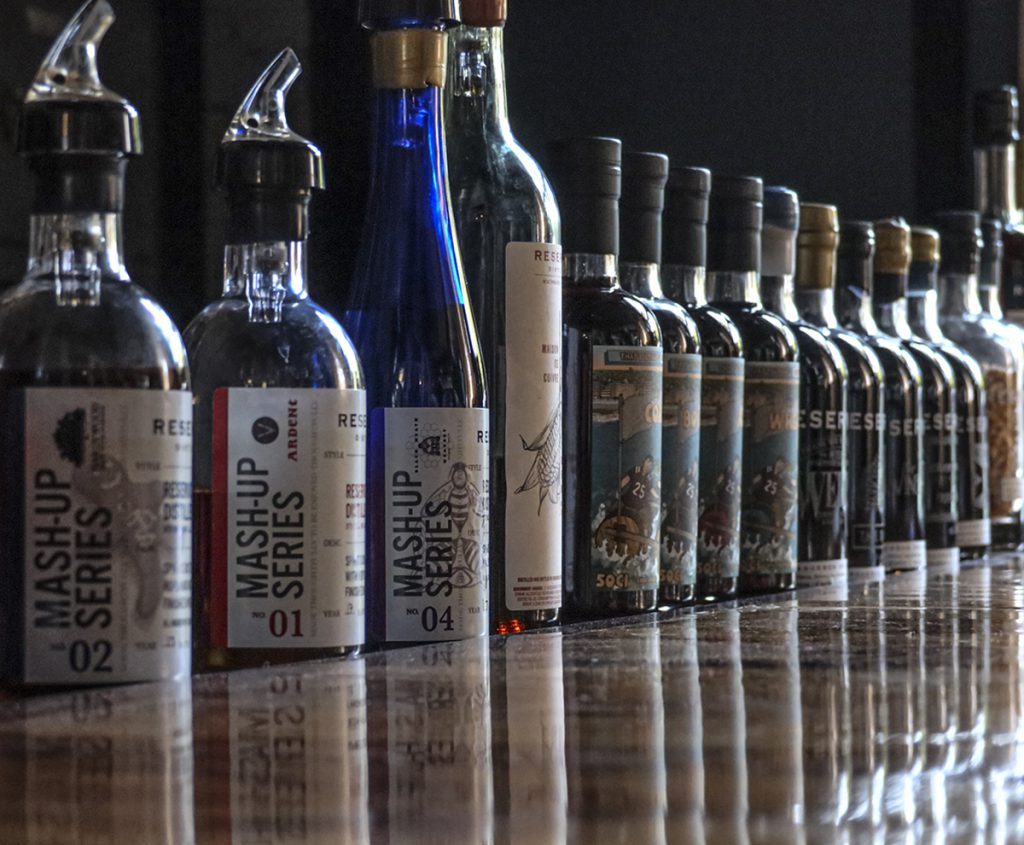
[
  {"x1": 360, "y1": 0, "x2": 460, "y2": 29},
  {"x1": 974, "y1": 86, "x2": 1020, "y2": 146},
  {"x1": 620, "y1": 151, "x2": 669, "y2": 265},
  {"x1": 762, "y1": 185, "x2": 799, "y2": 277},
  {"x1": 545, "y1": 136, "x2": 622, "y2": 257},
  {"x1": 763, "y1": 185, "x2": 800, "y2": 231},
  {"x1": 934, "y1": 210, "x2": 982, "y2": 276},
  {"x1": 664, "y1": 166, "x2": 710, "y2": 268},
  {"x1": 836, "y1": 220, "x2": 875, "y2": 294},
  {"x1": 982, "y1": 217, "x2": 1004, "y2": 265},
  {"x1": 707, "y1": 174, "x2": 763, "y2": 274}
]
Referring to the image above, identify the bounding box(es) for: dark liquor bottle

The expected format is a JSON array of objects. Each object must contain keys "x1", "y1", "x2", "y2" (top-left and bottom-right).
[
  {"x1": 761, "y1": 191, "x2": 849, "y2": 589},
  {"x1": 546, "y1": 137, "x2": 663, "y2": 617},
  {"x1": 446, "y1": 0, "x2": 562, "y2": 634},
  {"x1": 347, "y1": 1, "x2": 489, "y2": 644},
  {"x1": 795, "y1": 205, "x2": 886, "y2": 582},
  {"x1": 0, "y1": 1, "x2": 192, "y2": 690},
  {"x1": 662, "y1": 167, "x2": 744, "y2": 602},
  {"x1": 907, "y1": 227, "x2": 991, "y2": 560},
  {"x1": 872, "y1": 219, "x2": 959, "y2": 570},
  {"x1": 620, "y1": 151, "x2": 701, "y2": 607},
  {"x1": 185, "y1": 51, "x2": 366, "y2": 670},
  {"x1": 934, "y1": 211, "x2": 1024, "y2": 550},
  {"x1": 974, "y1": 87, "x2": 1024, "y2": 324},
  {"x1": 706, "y1": 176, "x2": 799, "y2": 596},
  {"x1": 836, "y1": 222, "x2": 927, "y2": 573}
]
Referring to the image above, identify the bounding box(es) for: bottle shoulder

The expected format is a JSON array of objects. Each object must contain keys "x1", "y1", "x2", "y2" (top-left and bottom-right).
[
  {"x1": 936, "y1": 339, "x2": 986, "y2": 387},
  {"x1": 905, "y1": 337, "x2": 957, "y2": 390},
  {"x1": 684, "y1": 303, "x2": 743, "y2": 357},
  {"x1": 714, "y1": 302, "x2": 797, "y2": 361},
  {"x1": 825, "y1": 327, "x2": 885, "y2": 382},
  {"x1": 940, "y1": 314, "x2": 1024, "y2": 370},
  {"x1": 795, "y1": 322, "x2": 848, "y2": 379},
  {"x1": 564, "y1": 286, "x2": 662, "y2": 347},
  {"x1": 645, "y1": 296, "x2": 700, "y2": 354},
  {"x1": 865, "y1": 331, "x2": 924, "y2": 385}
]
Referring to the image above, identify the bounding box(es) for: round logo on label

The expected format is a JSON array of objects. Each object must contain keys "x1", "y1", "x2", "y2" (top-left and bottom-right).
[{"x1": 252, "y1": 416, "x2": 279, "y2": 444}]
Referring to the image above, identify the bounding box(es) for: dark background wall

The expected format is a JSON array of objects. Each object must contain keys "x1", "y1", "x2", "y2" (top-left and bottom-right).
[{"x1": 0, "y1": 0, "x2": 1018, "y2": 326}]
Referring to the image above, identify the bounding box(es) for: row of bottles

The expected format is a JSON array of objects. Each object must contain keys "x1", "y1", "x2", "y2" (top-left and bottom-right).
[{"x1": 4, "y1": 0, "x2": 1024, "y2": 690}]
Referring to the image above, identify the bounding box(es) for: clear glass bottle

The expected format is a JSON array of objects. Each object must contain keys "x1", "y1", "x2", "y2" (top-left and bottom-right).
[
  {"x1": 706, "y1": 176, "x2": 800, "y2": 596},
  {"x1": 546, "y1": 137, "x2": 663, "y2": 617},
  {"x1": 0, "y1": 0, "x2": 192, "y2": 689},
  {"x1": 836, "y1": 222, "x2": 927, "y2": 573},
  {"x1": 872, "y1": 219, "x2": 959, "y2": 570},
  {"x1": 620, "y1": 152, "x2": 702, "y2": 608},
  {"x1": 934, "y1": 211, "x2": 1024, "y2": 551},
  {"x1": 347, "y1": 1, "x2": 489, "y2": 644},
  {"x1": 186, "y1": 50, "x2": 366, "y2": 670},
  {"x1": 445, "y1": 0, "x2": 562, "y2": 634},
  {"x1": 762, "y1": 192, "x2": 849, "y2": 590},
  {"x1": 795, "y1": 207, "x2": 886, "y2": 583},
  {"x1": 662, "y1": 167, "x2": 743, "y2": 602},
  {"x1": 907, "y1": 227, "x2": 990, "y2": 560}
]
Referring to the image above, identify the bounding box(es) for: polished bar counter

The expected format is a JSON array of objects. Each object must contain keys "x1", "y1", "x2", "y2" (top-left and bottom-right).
[{"x1": 2, "y1": 561, "x2": 1023, "y2": 843}]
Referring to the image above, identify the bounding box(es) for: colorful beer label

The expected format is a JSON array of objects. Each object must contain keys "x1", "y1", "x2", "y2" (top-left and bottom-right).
[
  {"x1": 590, "y1": 346, "x2": 663, "y2": 593},
  {"x1": 697, "y1": 356, "x2": 745, "y2": 581},
  {"x1": 740, "y1": 361, "x2": 800, "y2": 578},
  {"x1": 660, "y1": 352, "x2": 702, "y2": 592}
]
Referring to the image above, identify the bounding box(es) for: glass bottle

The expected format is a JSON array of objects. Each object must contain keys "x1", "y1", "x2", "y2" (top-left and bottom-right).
[
  {"x1": 347, "y1": 1, "x2": 489, "y2": 644},
  {"x1": 795, "y1": 206, "x2": 886, "y2": 583},
  {"x1": 662, "y1": 167, "x2": 743, "y2": 602},
  {"x1": 706, "y1": 175, "x2": 799, "y2": 596},
  {"x1": 446, "y1": 0, "x2": 562, "y2": 634},
  {"x1": 761, "y1": 191, "x2": 849, "y2": 589},
  {"x1": 0, "y1": 0, "x2": 192, "y2": 689},
  {"x1": 620, "y1": 151, "x2": 702, "y2": 608},
  {"x1": 185, "y1": 50, "x2": 366, "y2": 670},
  {"x1": 872, "y1": 219, "x2": 959, "y2": 570},
  {"x1": 836, "y1": 222, "x2": 927, "y2": 573},
  {"x1": 907, "y1": 227, "x2": 991, "y2": 560},
  {"x1": 546, "y1": 136, "x2": 663, "y2": 617},
  {"x1": 934, "y1": 211, "x2": 1024, "y2": 551}
]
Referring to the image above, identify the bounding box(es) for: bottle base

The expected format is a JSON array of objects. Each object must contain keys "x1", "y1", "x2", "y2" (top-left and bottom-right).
[
  {"x1": 990, "y1": 519, "x2": 1022, "y2": 550},
  {"x1": 738, "y1": 572, "x2": 796, "y2": 596},
  {"x1": 567, "y1": 589, "x2": 659, "y2": 619},
  {"x1": 959, "y1": 546, "x2": 990, "y2": 561},
  {"x1": 658, "y1": 583, "x2": 696, "y2": 609},
  {"x1": 696, "y1": 575, "x2": 738, "y2": 602},
  {"x1": 194, "y1": 643, "x2": 361, "y2": 673},
  {"x1": 494, "y1": 607, "x2": 561, "y2": 635}
]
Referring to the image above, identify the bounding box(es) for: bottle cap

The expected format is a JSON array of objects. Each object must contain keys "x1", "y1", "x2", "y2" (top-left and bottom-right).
[
  {"x1": 620, "y1": 151, "x2": 669, "y2": 265},
  {"x1": 836, "y1": 220, "x2": 875, "y2": 295},
  {"x1": 974, "y1": 86, "x2": 1020, "y2": 146},
  {"x1": 545, "y1": 136, "x2": 621, "y2": 256},
  {"x1": 982, "y1": 217, "x2": 1004, "y2": 265},
  {"x1": 934, "y1": 210, "x2": 982, "y2": 276},
  {"x1": 663, "y1": 166, "x2": 710, "y2": 268},
  {"x1": 359, "y1": 0, "x2": 460, "y2": 29},
  {"x1": 795, "y1": 203, "x2": 838, "y2": 290},
  {"x1": 908, "y1": 227, "x2": 940, "y2": 292},
  {"x1": 873, "y1": 217, "x2": 911, "y2": 274},
  {"x1": 762, "y1": 185, "x2": 799, "y2": 277},
  {"x1": 707, "y1": 174, "x2": 763, "y2": 274},
  {"x1": 460, "y1": 0, "x2": 505, "y2": 26}
]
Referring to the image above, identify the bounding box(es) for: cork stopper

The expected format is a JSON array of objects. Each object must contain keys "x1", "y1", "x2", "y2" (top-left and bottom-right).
[{"x1": 795, "y1": 203, "x2": 839, "y2": 290}]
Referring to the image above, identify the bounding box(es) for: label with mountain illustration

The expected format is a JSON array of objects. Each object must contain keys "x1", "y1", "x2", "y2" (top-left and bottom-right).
[
  {"x1": 660, "y1": 352, "x2": 702, "y2": 591},
  {"x1": 984, "y1": 366, "x2": 1024, "y2": 518},
  {"x1": 504, "y1": 242, "x2": 563, "y2": 611},
  {"x1": 697, "y1": 356, "x2": 744, "y2": 581},
  {"x1": 590, "y1": 346, "x2": 663, "y2": 593},
  {"x1": 740, "y1": 361, "x2": 800, "y2": 578},
  {"x1": 21, "y1": 388, "x2": 192, "y2": 684},
  {"x1": 382, "y1": 407, "x2": 489, "y2": 641}
]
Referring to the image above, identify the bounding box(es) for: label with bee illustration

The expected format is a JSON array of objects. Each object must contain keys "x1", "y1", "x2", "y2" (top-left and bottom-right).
[
  {"x1": 18, "y1": 389, "x2": 192, "y2": 684},
  {"x1": 697, "y1": 356, "x2": 744, "y2": 581},
  {"x1": 984, "y1": 366, "x2": 1024, "y2": 520},
  {"x1": 740, "y1": 361, "x2": 800, "y2": 579},
  {"x1": 383, "y1": 407, "x2": 489, "y2": 641},
  {"x1": 590, "y1": 346, "x2": 663, "y2": 593},
  {"x1": 660, "y1": 352, "x2": 702, "y2": 592}
]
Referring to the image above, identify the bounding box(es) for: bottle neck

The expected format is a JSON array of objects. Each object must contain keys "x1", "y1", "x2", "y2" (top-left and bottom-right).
[
  {"x1": 662, "y1": 263, "x2": 706, "y2": 306},
  {"x1": 224, "y1": 240, "x2": 308, "y2": 323},
  {"x1": 794, "y1": 288, "x2": 839, "y2": 329},
  {"x1": 975, "y1": 144, "x2": 1021, "y2": 223},
  {"x1": 978, "y1": 282, "x2": 1002, "y2": 318},
  {"x1": 873, "y1": 297, "x2": 914, "y2": 340},
  {"x1": 905, "y1": 290, "x2": 944, "y2": 343},
  {"x1": 759, "y1": 274, "x2": 799, "y2": 321},
  {"x1": 27, "y1": 212, "x2": 128, "y2": 306},
  {"x1": 620, "y1": 262, "x2": 665, "y2": 299},
  {"x1": 564, "y1": 253, "x2": 618, "y2": 289},
  {"x1": 938, "y1": 271, "x2": 983, "y2": 317},
  {"x1": 837, "y1": 275, "x2": 880, "y2": 335},
  {"x1": 447, "y1": 25, "x2": 511, "y2": 141},
  {"x1": 706, "y1": 270, "x2": 761, "y2": 306}
]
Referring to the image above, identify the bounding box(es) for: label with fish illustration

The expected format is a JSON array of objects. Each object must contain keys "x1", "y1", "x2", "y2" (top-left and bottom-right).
[
  {"x1": 382, "y1": 407, "x2": 489, "y2": 641},
  {"x1": 211, "y1": 388, "x2": 366, "y2": 650},
  {"x1": 504, "y1": 242, "x2": 563, "y2": 611},
  {"x1": 697, "y1": 356, "x2": 744, "y2": 581},
  {"x1": 660, "y1": 352, "x2": 702, "y2": 591},
  {"x1": 740, "y1": 361, "x2": 800, "y2": 579},
  {"x1": 21, "y1": 389, "x2": 192, "y2": 684},
  {"x1": 590, "y1": 346, "x2": 663, "y2": 593}
]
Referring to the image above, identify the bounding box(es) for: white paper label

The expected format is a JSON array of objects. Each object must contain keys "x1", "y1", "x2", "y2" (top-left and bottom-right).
[
  {"x1": 882, "y1": 539, "x2": 926, "y2": 572},
  {"x1": 383, "y1": 407, "x2": 489, "y2": 641},
  {"x1": 797, "y1": 558, "x2": 848, "y2": 589},
  {"x1": 22, "y1": 388, "x2": 192, "y2": 684},
  {"x1": 957, "y1": 518, "x2": 991, "y2": 547},
  {"x1": 847, "y1": 565, "x2": 885, "y2": 585},
  {"x1": 1000, "y1": 477, "x2": 1024, "y2": 501},
  {"x1": 504, "y1": 242, "x2": 563, "y2": 611},
  {"x1": 926, "y1": 547, "x2": 960, "y2": 573},
  {"x1": 215, "y1": 388, "x2": 366, "y2": 649}
]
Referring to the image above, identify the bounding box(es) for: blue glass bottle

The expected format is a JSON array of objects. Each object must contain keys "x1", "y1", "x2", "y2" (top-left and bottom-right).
[{"x1": 348, "y1": 2, "x2": 489, "y2": 644}]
